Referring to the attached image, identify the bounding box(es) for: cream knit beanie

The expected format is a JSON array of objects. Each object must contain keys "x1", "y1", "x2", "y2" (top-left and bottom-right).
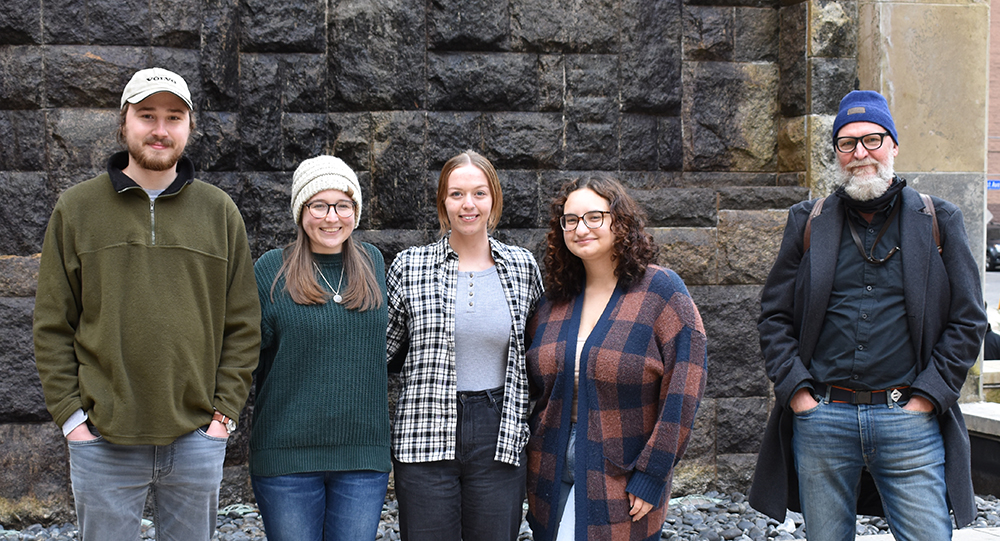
[{"x1": 290, "y1": 155, "x2": 362, "y2": 224}]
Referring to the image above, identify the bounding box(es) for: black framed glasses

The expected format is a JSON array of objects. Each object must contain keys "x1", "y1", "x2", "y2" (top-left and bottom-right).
[
  {"x1": 305, "y1": 200, "x2": 355, "y2": 219},
  {"x1": 560, "y1": 210, "x2": 611, "y2": 231},
  {"x1": 835, "y1": 132, "x2": 891, "y2": 154}
]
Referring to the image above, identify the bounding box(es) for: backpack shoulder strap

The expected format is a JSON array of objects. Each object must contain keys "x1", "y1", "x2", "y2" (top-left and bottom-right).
[
  {"x1": 803, "y1": 196, "x2": 826, "y2": 252},
  {"x1": 919, "y1": 192, "x2": 942, "y2": 254}
]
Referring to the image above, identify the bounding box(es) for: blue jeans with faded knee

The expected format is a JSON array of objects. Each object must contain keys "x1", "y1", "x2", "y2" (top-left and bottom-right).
[
  {"x1": 68, "y1": 427, "x2": 227, "y2": 541},
  {"x1": 792, "y1": 398, "x2": 951, "y2": 541}
]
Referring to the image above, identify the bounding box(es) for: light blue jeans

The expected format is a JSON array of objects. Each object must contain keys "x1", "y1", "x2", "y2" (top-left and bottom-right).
[
  {"x1": 792, "y1": 398, "x2": 951, "y2": 541},
  {"x1": 252, "y1": 470, "x2": 389, "y2": 541},
  {"x1": 67, "y1": 427, "x2": 227, "y2": 541}
]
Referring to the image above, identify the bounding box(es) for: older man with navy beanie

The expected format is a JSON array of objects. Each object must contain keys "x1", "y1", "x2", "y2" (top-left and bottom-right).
[{"x1": 748, "y1": 90, "x2": 987, "y2": 540}]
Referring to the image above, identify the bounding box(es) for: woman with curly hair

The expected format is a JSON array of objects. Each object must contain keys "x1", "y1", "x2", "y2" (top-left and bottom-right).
[{"x1": 525, "y1": 175, "x2": 708, "y2": 541}]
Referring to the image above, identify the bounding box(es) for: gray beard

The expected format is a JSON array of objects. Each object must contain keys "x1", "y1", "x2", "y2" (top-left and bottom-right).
[{"x1": 836, "y1": 155, "x2": 895, "y2": 201}]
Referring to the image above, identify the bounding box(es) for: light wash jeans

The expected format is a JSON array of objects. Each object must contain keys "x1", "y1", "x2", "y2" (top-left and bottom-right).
[
  {"x1": 393, "y1": 387, "x2": 525, "y2": 541},
  {"x1": 67, "y1": 427, "x2": 227, "y2": 541},
  {"x1": 792, "y1": 398, "x2": 951, "y2": 541},
  {"x1": 252, "y1": 470, "x2": 389, "y2": 541}
]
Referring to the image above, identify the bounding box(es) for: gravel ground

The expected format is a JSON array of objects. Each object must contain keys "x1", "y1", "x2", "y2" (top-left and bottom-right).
[{"x1": 4, "y1": 492, "x2": 1000, "y2": 540}]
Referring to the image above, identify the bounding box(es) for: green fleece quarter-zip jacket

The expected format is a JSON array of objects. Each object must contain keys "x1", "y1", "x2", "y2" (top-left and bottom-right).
[{"x1": 33, "y1": 152, "x2": 261, "y2": 445}]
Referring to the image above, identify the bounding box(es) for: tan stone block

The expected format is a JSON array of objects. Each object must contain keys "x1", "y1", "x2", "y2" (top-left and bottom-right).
[
  {"x1": 717, "y1": 209, "x2": 789, "y2": 285},
  {"x1": 858, "y1": 2, "x2": 988, "y2": 173},
  {"x1": 651, "y1": 227, "x2": 718, "y2": 286},
  {"x1": 0, "y1": 254, "x2": 40, "y2": 298},
  {"x1": 0, "y1": 423, "x2": 73, "y2": 526},
  {"x1": 806, "y1": 114, "x2": 839, "y2": 197},
  {"x1": 671, "y1": 457, "x2": 716, "y2": 497},
  {"x1": 778, "y1": 116, "x2": 807, "y2": 172}
]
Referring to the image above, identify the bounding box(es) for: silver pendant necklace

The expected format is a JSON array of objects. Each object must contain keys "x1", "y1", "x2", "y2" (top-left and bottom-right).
[{"x1": 313, "y1": 261, "x2": 345, "y2": 303}]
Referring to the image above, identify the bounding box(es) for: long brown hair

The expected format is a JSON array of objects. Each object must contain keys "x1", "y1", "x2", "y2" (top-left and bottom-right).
[
  {"x1": 269, "y1": 208, "x2": 383, "y2": 311},
  {"x1": 436, "y1": 150, "x2": 504, "y2": 237},
  {"x1": 543, "y1": 175, "x2": 657, "y2": 303}
]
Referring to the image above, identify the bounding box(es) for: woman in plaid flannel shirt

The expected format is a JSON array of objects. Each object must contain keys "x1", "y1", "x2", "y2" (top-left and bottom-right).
[
  {"x1": 525, "y1": 175, "x2": 707, "y2": 541},
  {"x1": 386, "y1": 150, "x2": 544, "y2": 541}
]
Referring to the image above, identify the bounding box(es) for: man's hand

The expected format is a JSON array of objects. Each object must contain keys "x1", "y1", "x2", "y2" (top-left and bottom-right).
[
  {"x1": 902, "y1": 395, "x2": 934, "y2": 413},
  {"x1": 790, "y1": 388, "x2": 819, "y2": 413},
  {"x1": 206, "y1": 420, "x2": 230, "y2": 438},
  {"x1": 66, "y1": 423, "x2": 98, "y2": 442},
  {"x1": 628, "y1": 493, "x2": 653, "y2": 522}
]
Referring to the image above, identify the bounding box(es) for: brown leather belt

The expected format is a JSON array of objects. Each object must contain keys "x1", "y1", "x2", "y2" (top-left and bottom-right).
[{"x1": 817, "y1": 383, "x2": 911, "y2": 405}]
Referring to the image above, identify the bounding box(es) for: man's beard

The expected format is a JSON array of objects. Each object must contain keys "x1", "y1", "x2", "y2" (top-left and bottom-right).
[
  {"x1": 126, "y1": 134, "x2": 184, "y2": 172},
  {"x1": 836, "y1": 153, "x2": 895, "y2": 201}
]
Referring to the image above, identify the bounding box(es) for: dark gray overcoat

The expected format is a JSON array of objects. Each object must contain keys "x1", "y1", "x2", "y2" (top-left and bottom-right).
[{"x1": 748, "y1": 185, "x2": 987, "y2": 527}]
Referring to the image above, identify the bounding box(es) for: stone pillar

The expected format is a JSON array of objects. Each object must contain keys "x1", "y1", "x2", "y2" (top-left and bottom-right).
[{"x1": 857, "y1": 0, "x2": 990, "y2": 401}]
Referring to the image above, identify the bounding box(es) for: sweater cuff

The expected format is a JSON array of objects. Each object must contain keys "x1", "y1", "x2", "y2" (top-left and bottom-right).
[{"x1": 625, "y1": 470, "x2": 667, "y2": 508}]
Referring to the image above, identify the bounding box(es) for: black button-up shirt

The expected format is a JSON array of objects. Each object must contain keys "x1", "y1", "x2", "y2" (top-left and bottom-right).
[{"x1": 811, "y1": 199, "x2": 918, "y2": 390}]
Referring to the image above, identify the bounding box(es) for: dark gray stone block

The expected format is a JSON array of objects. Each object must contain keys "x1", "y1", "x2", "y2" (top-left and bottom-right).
[
  {"x1": 510, "y1": 0, "x2": 618, "y2": 53},
  {"x1": 151, "y1": 0, "x2": 202, "y2": 49},
  {"x1": 621, "y1": 114, "x2": 659, "y2": 171},
  {"x1": 328, "y1": 113, "x2": 375, "y2": 175},
  {"x1": 632, "y1": 187, "x2": 717, "y2": 227},
  {"x1": 45, "y1": 109, "x2": 119, "y2": 179},
  {"x1": 1, "y1": 46, "x2": 45, "y2": 109},
  {"x1": 735, "y1": 7, "x2": 779, "y2": 62},
  {"x1": 426, "y1": 112, "x2": 484, "y2": 169},
  {"x1": 44, "y1": 46, "x2": 145, "y2": 109},
  {"x1": 239, "y1": 54, "x2": 283, "y2": 171},
  {"x1": 427, "y1": 52, "x2": 540, "y2": 111},
  {"x1": 240, "y1": 0, "x2": 325, "y2": 53},
  {"x1": 0, "y1": 255, "x2": 39, "y2": 298},
  {"x1": 497, "y1": 170, "x2": 540, "y2": 229},
  {"x1": 280, "y1": 54, "x2": 327, "y2": 113},
  {"x1": 428, "y1": 0, "x2": 511, "y2": 51},
  {"x1": 683, "y1": 6, "x2": 734, "y2": 62},
  {"x1": 368, "y1": 112, "x2": 435, "y2": 230},
  {"x1": 243, "y1": 171, "x2": 296, "y2": 258},
  {"x1": 481, "y1": 112, "x2": 563, "y2": 169},
  {"x1": 621, "y1": 0, "x2": 682, "y2": 114},
  {"x1": 0, "y1": 298, "x2": 47, "y2": 421},
  {"x1": 810, "y1": 57, "x2": 857, "y2": 115},
  {"x1": 328, "y1": 0, "x2": 425, "y2": 111},
  {"x1": 42, "y1": 0, "x2": 87, "y2": 44},
  {"x1": 90, "y1": 0, "x2": 150, "y2": 45},
  {"x1": 779, "y1": 2, "x2": 807, "y2": 116},
  {"x1": 658, "y1": 117, "x2": 684, "y2": 171},
  {"x1": 0, "y1": 423, "x2": 73, "y2": 526},
  {"x1": 281, "y1": 113, "x2": 328, "y2": 171},
  {"x1": 717, "y1": 186, "x2": 811, "y2": 210},
  {"x1": 200, "y1": 0, "x2": 240, "y2": 111},
  {"x1": 0, "y1": 110, "x2": 46, "y2": 171},
  {"x1": 688, "y1": 284, "x2": 769, "y2": 397},
  {"x1": 715, "y1": 397, "x2": 769, "y2": 453},
  {"x1": 680, "y1": 172, "x2": 779, "y2": 188},
  {"x1": 537, "y1": 55, "x2": 565, "y2": 112},
  {"x1": 0, "y1": 0, "x2": 42, "y2": 45},
  {"x1": 188, "y1": 111, "x2": 240, "y2": 172}
]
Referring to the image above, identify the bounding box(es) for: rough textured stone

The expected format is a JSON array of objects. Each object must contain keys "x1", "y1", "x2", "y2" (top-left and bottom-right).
[
  {"x1": 0, "y1": 110, "x2": 46, "y2": 171},
  {"x1": 428, "y1": 0, "x2": 511, "y2": 51},
  {"x1": 43, "y1": 46, "x2": 146, "y2": 109},
  {"x1": 369, "y1": 112, "x2": 436, "y2": 230},
  {"x1": 328, "y1": 113, "x2": 375, "y2": 178},
  {"x1": 43, "y1": 0, "x2": 87, "y2": 44},
  {"x1": 426, "y1": 112, "x2": 484, "y2": 167},
  {"x1": 0, "y1": 46, "x2": 45, "y2": 109},
  {"x1": 219, "y1": 465, "x2": 254, "y2": 508},
  {"x1": 329, "y1": 0, "x2": 425, "y2": 111},
  {"x1": 689, "y1": 285, "x2": 770, "y2": 397},
  {"x1": 45, "y1": 109, "x2": 120, "y2": 178},
  {"x1": 808, "y1": 114, "x2": 839, "y2": 196},
  {"x1": 717, "y1": 186, "x2": 810, "y2": 210},
  {"x1": 683, "y1": 6, "x2": 734, "y2": 62},
  {"x1": 634, "y1": 188, "x2": 717, "y2": 227},
  {"x1": 658, "y1": 116, "x2": 685, "y2": 171},
  {"x1": 779, "y1": 2, "x2": 807, "y2": 116},
  {"x1": 680, "y1": 172, "x2": 779, "y2": 188},
  {"x1": 188, "y1": 111, "x2": 240, "y2": 172},
  {"x1": 563, "y1": 55, "x2": 619, "y2": 170},
  {"x1": 510, "y1": 0, "x2": 618, "y2": 53},
  {"x1": 281, "y1": 113, "x2": 329, "y2": 171},
  {"x1": 621, "y1": 0, "x2": 682, "y2": 114},
  {"x1": 240, "y1": 0, "x2": 325, "y2": 53},
  {"x1": 716, "y1": 453, "x2": 758, "y2": 494},
  {"x1": 684, "y1": 396, "x2": 717, "y2": 460},
  {"x1": 778, "y1": 115, "x2": 807, "y2": 172},
  {"x1": 497, "y1": 170, "x2": 541, "y2": 229},
  {"x1": 427, "y1": 53, "x2": 540, "y2": 111},
  {"x1": 673, "y1": 457, "x2": 716, "y2": 496},
  {"x1": 735, "y1": 7, "x2": 779, "y2": 63},
  {"x1": 0, "y1": 172, "x2": 56, "y2": 257},
  {"x1": 620, "y1": 114, "x2": 659, "y2": 171},
  {"x1": 239, "y1": 54, "x2": 283, "y2": 171},
  {"x1": 0, "y1": 255, "x2": 39, "y2": 298},
  {"x1": 809, "y1": 0, "x2": 856, "y2": 58},
  {"x1": 683, "y1": 62, "x2": 779, "y2": 171},
  {"x1": 200, "y1": 0, "x2": 240, "y2": 112},
  {"x1": 0, "y1": 0, "x2": 41, "y2": 45},
  {"x1": 717, "y1": 209, "x2": 787, "y2": 285},
  {"x1": 355, "y1": 229, "x2": 438, "y2": 268},
  {"x1": 151, "y1": 0, "x2": 202, "y2": 49},
  {"x1": 90, "y1": 0, "x2": 150, "y2": 45},
  {"x1": 537, "y1": 55, "x2": 565, "y2": 112},
  {"x1": 481, "y1": 112, "x2": 563, "y2": 169},
  {"x1": 0, "y1": 423, "x2": 73, "y2": 526},
  {"x1": 491, "y1": 228, "x2": 549, "y2": 265},
  {"x1": 652, "y1": 227, "x2": 718, "y2": 286},
  {"x1": 716, "y1": 397, "x2": 769, "y2": 454},
  {"x1": 0, "y1": 298, "x2": 47, "y2": 421},
  {"x1": 810, "y1": 57, "x2": 857, "y2": 115}
]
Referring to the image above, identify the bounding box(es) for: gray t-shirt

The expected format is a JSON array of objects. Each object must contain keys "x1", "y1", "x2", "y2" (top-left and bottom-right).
[{"x1": 454, "y1": 266, "x2": 512, "y2": 392}]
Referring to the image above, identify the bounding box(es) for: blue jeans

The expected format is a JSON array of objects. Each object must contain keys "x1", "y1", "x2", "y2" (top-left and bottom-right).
[
  {"x1": 792, "y1": 398, "x2": 951, "y2": 541},
  {"x1": 393, "y1": 387, "x2": 525, "y2": 541},
  {"x1": 67, "y1": 427, "x2": 227, "y2": 541},
  {"x1": 251, "y1": 470, "x2": 389, "y2": 541}
]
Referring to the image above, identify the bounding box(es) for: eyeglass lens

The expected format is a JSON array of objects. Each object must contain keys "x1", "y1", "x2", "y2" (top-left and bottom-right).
[
  {"x1": 306, "y1": 201, "x2": 355, "y2": 218},
  {"x1": 836, "y1": 132, "x2": 888, "y2": 153},
  {"x1": 560, "y1": 211, "x2": 607, "y2": 231}
]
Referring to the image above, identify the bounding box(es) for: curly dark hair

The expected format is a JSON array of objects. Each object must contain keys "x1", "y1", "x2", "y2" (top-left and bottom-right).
[{"x1": 543, "y1": 175, "x2": 657, "y2": 303}]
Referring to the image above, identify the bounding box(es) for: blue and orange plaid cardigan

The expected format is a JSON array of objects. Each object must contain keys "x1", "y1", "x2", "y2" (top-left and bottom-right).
[{"x1": 525, "y1": 266, "x2": 707, "y2": 541}]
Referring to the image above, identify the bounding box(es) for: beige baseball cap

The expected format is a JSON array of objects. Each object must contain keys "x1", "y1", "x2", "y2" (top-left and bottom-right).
[{"x1": 120, "y1": 67, "x2": 193, "y2": 110}]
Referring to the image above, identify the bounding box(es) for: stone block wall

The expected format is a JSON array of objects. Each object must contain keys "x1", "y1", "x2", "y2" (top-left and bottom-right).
[{"x1": 0, "y1": 0, "x2": 856, "y2": 525}]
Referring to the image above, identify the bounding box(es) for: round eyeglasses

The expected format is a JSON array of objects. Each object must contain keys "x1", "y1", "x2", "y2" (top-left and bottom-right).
[
  {"x1": 560, "y1": 210, "x2": 612, "y2": 231},
  {"x1": 835, "y1": 132, "x2": 891, "y2": 154},
  {"x1": 305, "y1": 201, "x2": 355, "y2": 219}
]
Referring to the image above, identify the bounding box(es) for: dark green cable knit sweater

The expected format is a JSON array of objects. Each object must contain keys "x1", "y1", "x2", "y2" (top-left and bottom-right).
[{"x1": 249, "y1": 245, "x2": 391, "y2": 476}]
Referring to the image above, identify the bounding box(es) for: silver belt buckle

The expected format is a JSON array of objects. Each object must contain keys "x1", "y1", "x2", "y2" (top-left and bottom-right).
[{"x1": 890, "y1": 388, "x2": 903, "y2": 403}]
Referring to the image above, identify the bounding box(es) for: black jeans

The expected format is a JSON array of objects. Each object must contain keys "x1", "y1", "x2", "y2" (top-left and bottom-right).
[{"x1": 393, "y1": 387, "x2": 526, "y2": 541}]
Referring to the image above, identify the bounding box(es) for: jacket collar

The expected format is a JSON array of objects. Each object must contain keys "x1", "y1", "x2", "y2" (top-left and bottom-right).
[{"x1": 107, "y1": 151, "x2": 195, "y2": 196}]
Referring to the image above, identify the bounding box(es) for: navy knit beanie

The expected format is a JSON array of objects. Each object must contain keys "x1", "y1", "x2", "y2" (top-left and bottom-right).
[{"x1": 832, "y1": 90, "x2": 898, "y2": 148}]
